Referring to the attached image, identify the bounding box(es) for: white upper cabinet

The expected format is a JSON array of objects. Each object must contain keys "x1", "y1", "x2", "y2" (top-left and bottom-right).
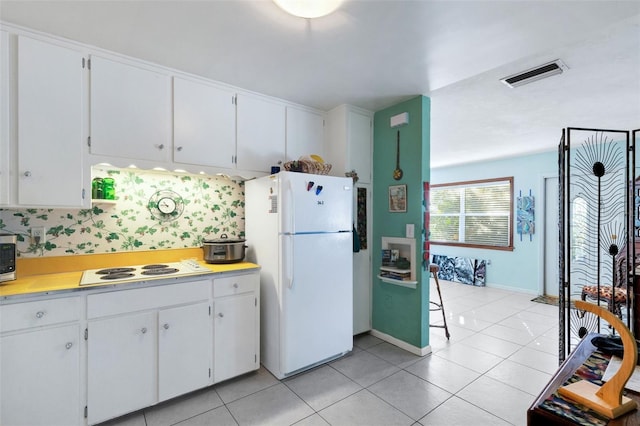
[
  {"x1": 236, "y1": 93, "x2": 285, "y2": 173},
  {"x1": 173, "y1": 77, "x2": 236, "y2": 169},
  {"x1": 90, "y1": 55, "x2": 172, "y2": 163},
  {"x1": 0, "y1": 30, "x2": 9, "y2": 206},
  {"x1": 348, "y1": 109, "x2": 373, "y2": 183},
  {"x1": 326, "y1": 105, "x2": 373, "y2": 184},
  {"x1": 17, "y1": 35, "x2": 87, "y2": 207},
  {"x1": 285, "y1": 106, "x2": 325, "y2": 162},
  {"x1": 4, "y1": 24, "x2": 328, "y2": 186}
]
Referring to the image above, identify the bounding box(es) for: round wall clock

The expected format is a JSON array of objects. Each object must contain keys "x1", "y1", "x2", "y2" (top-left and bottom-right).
[{"x1": 147, "y1": 190, "x2": 185, "y2": 222}]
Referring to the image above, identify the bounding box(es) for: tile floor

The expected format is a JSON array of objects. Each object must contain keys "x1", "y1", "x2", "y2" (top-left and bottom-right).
[{"x1": 101, "y1": 279, "x2": 560, "y2": 426}]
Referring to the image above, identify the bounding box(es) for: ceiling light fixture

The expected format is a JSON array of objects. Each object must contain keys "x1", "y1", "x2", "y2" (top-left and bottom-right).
[{"x1": 273, "y1": 0, "x2": 343, "y2": 18}]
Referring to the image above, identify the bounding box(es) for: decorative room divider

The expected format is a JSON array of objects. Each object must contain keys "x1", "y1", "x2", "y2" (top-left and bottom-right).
[{"x1": 558, "y1": 127, "x2": 639, "y2": 363}]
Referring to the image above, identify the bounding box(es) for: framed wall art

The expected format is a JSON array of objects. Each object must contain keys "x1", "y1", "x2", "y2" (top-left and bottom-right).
[{"x1": 389, "y1": 184, "x2": 407, "y2": 213}]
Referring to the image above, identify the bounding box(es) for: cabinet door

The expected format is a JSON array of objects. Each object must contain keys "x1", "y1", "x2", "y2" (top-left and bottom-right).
[
  {"x1": 1, "y1": 324, "x2": 81, "y2": 426},
  {"x1": 17, "y1": 35, "x2": 85, "y2": 207},
  {"x1": 158, "y1": 302, "x2": 211, "y2": 401},
  {"x1": 87, "y1": 311, "x2": 157, "y2": 425},
  {"x1": 285, "y1": 106, "x2": 324, "y2": 162},
  {"x1": 236, "y1": 93, "x2": 285, "y2": 172},
  {"x1": 214, "y1": 293, "x2": 258, "y2": 383},
  {"x1": 0, "y1": 30, "x2": 9, "y2": 206},
  {"x1": 90, "y1": 55, "x2": 171, "y2": 163},
  {"x1": 173, "y1": 77, "x2": 236, "y2": 169},
  {"x1": 348, "y1": 110, "x2": 372, "y2": 184}
]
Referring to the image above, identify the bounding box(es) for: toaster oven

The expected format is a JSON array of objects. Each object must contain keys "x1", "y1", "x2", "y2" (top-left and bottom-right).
[{"x1": 0, "y1": 234, "x2": 17, "y2": 282}]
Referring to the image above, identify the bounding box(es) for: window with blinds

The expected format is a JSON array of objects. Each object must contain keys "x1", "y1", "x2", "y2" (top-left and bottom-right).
[{"x1": 430, "y1": 177, "x2": 514, "y2": 250}]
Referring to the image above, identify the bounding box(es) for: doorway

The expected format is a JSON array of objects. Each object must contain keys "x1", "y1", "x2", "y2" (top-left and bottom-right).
[{"x1": 544, "y1": 176, "x2": 559, "y2": 296}]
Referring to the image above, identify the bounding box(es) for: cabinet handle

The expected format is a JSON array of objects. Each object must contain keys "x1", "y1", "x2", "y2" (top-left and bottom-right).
[
  {"x1": 158, "y1": 144, "x2": 165, "y2": 150},
  {"x1": 35, "y1": 311, "x2": 45, "y2": 319},
  {"x1": 24, "y1": 171, "x2": 32, "y2": 177},
  {"x1": 233, "y1": 283, "x2": 239, "y2": 289},
  {"x1": 176, "y1": 146, "x2": 183, "y2": 152},
  {"x1": 217, "y1": 313, "x2": 224, "y2": 318},
  {"x1": 141, "y1": 327, "x2": 147, "y2": 334},
  {"x1": 163, "y1": 323, "x2": 170, "y2": 330},
  {"x1": 65, "y1": 342, "x2": 73, "y2": 350}
]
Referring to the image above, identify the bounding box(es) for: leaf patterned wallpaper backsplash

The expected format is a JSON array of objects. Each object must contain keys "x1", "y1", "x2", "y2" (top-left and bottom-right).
[{"x1": 0, "y1": 167, "x2": 245, "y2": 258}]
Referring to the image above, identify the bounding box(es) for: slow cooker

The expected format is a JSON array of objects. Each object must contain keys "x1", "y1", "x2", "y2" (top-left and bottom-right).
[{"x1": 202, "y1": 234, "x2": 247, "y2": 264}]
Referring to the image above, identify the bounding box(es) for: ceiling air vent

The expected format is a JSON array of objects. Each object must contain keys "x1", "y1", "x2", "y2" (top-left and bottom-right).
[{"x1": 500, "y1": 59, "x2": 568, "y2": 88}]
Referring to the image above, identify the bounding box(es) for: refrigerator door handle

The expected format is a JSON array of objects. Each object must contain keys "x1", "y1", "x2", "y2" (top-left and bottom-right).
[
  {"x1": 287, "y1": 178, "x2": 295, "y2": 234},
  {"x1": 284, "y1": 234, "x2": 294, "y2": 289}
]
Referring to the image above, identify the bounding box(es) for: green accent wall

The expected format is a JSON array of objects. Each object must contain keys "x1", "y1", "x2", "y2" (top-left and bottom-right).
[{"x1": 372, "y1": 96, "x2": 431, "y2": 349}]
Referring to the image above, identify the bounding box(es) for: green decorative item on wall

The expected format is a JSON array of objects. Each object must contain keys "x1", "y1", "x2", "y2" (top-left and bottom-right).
[
  {"x1": 393, "y1": 130, "x2": 403, "y2": 180},
  {"x1": 147, "y1": 190, "x2": 185, "y2": 222}
]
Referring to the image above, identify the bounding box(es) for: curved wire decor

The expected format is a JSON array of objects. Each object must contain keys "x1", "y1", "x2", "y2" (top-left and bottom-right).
[{"x1": 559, "y1": 127, "x2": 634, "y2": 362}]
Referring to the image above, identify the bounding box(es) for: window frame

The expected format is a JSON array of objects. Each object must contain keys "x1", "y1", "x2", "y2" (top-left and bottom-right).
[{"x1": 430, "y1": 177, "x2": 514, "y2": 251}]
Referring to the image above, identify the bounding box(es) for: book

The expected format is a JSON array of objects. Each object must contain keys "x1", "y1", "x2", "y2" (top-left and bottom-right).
[{"x1": 382, "y1": 249, "x2": 400, "y2": 266}]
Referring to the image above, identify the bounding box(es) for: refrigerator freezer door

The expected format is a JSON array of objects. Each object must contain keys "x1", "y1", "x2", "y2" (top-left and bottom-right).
[
  {"x1": 279, "y1": 172, "x2": 352, "y2": 234},
  {"x1": 280, "y1": 232, "x2": 353, "y2": 375}
]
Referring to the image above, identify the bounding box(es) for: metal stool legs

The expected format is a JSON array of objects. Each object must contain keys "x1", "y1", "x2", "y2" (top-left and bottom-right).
[{"x1": 429, "y1": 264, "x2": 450, "y2": 340}]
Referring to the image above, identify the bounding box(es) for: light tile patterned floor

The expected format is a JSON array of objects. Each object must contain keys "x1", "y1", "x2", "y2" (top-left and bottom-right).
[{"x1": 99, "y1": 279, "x2": 559, "y2": 426}]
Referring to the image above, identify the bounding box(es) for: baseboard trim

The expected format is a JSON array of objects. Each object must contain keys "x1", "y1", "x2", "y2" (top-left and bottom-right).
[{"x1": 369, "y1": 329, "x2": 432, "y2": 356}]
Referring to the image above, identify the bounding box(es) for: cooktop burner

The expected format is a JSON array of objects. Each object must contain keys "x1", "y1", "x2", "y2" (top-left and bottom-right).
[
  {"x1": 96, "y1": 267, "x2": 136, "y2": 275},
  {"x1": 101, "y1": 272, "x2": 136, "y2": 280},
  {"x1": 141, "y1": 268, "x2": 179, "y2": 276},
  {"x1": 79, "y1": 260, "x2": 211, "y2": 286}
]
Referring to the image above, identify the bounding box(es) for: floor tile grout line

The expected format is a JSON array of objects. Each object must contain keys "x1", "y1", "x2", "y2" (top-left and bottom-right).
[{"x1": 280, "y1": 364, "x2": 363, "y2": 420}]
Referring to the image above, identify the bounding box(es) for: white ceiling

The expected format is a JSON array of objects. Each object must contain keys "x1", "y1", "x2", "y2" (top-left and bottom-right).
[{"x1": 1, "y1": 0, "x2": 639, "y2": 168}]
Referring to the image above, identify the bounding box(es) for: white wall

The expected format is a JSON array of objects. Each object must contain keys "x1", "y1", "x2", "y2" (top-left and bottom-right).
[{"x1": 430, "y1": 150, "x2": 557, "y2": 294}]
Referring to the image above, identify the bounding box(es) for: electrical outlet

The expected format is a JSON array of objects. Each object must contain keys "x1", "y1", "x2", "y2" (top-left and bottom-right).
[{"x1": 32, "y1": 227, "x2": 46, "y2": 245}]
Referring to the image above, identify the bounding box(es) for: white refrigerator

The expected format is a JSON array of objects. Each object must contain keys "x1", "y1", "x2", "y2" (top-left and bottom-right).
[{"x1": 245, "y1": 171, "x2": 353, "y2": 379}]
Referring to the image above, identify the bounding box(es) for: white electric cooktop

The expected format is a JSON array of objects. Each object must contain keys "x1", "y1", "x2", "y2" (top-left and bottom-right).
[{"x1": 79, "y1": 260, "x2": 211, "y2": 286}]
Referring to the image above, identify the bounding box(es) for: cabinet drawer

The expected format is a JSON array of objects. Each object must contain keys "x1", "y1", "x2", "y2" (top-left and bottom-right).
[
  {"x1": 213, "y1": 274, "x2": 258, "y2": 298},
  {"x1": 87, "y1": 280, "x2": 210, "y2": 319},
  {"x1": 1, "y1": 297, "x2": 80, "y2": 333}
]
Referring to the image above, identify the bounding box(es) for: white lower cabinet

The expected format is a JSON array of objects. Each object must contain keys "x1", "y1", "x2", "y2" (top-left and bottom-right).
[
  {"x1": 0, "y1": 324, "x2": 82, "y2": 426},
  {"x1": 213, "y1": 273, "x2": 260, "y2": 383},
  {"x1": 1, "y1": 271, "x2": 259, "y2": 426},
  {"x1": 85, "y1": 273, "x2": 258, "y2": 425},
  {"x1": 86, "y1": 280, "x2": 211, "y2": 425},
  {"x1": 87, "y1": 311, "x2": 157, "y2": 425},
  {"x1": 158, "y1": 302, "x2": 212, "y2": 401},
  {"x1": 214, "y1": 293, "x2": 258, "y2": 382}
]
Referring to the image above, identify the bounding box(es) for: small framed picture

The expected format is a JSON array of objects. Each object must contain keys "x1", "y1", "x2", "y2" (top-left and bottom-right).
[{"x1": 389, "y1": 184, "x2": 407, "y2": 213}]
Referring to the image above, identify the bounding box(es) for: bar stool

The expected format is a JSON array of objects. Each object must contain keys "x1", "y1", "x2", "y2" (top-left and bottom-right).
[{"x1": 429, "y1": 264, "x2": 450, "y2": 340}]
